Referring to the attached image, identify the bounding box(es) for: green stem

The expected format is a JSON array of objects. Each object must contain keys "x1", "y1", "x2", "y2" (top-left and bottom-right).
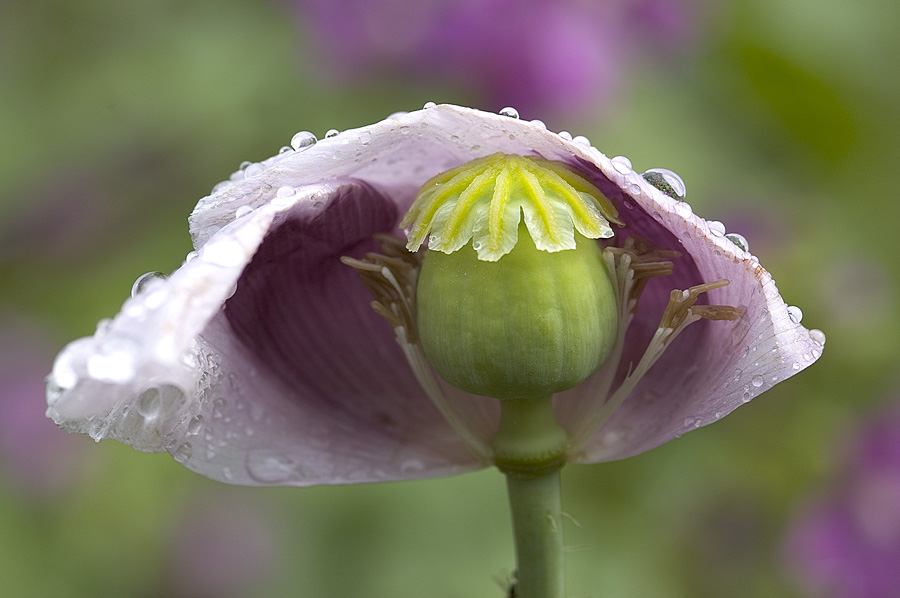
[
  {"x1": 491, "y1": 397, "x2": 569, "y2": 598},
  {"x1": 505, "y1": 470, "x2": 565, "y2": 598}
]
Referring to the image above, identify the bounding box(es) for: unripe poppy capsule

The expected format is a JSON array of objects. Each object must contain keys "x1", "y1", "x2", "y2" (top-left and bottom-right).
[{"x1": 403, "y1": 153, "x2": 621, "y2": 400}]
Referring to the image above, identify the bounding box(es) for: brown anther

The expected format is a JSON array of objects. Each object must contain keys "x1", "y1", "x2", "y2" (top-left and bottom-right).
[
  {"x1": 659, "y1": 279, "x2": 742, "y2": 332},
  {"x1": 341, "y1": 234, "x2": 423, "y2": 344}
]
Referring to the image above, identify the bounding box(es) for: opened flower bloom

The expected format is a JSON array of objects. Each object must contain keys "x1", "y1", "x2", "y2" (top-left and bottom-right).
[{"x1": 46, "y1": 103, "x2": 823, "y2": 596}]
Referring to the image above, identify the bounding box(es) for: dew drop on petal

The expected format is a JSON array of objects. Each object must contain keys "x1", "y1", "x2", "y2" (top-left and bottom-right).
[
  {"x1": 423, "y1": 101, "x2": 436, "y2": 109},
  {"x1": 742, "y1": 388, "x2": 752, "y2": 403},
  {"x1": 187, "y1": 415, "x2": 204, "y2": 435},
  {"x1": 641, "y1": 168, "x2": 686, "y2": 201},
  {"x1": 787, "y1": 305, "x2": 804, "y2": 324},
  {"x1": 325, "y1": 128, "x2": 339, "y2": 138},
  {"x1": 751, "y1": 375, "x2": 764, "y2": 388},
  {"x1": 740, "y1": 346, "x2": 750, "y2": 358},
  {"x1": 611, "y1": 156, "x2": 632, "y2": 174},
  {"x1": 234, "y1": 205, "x2": 254, "y2": 219},
  {"x1": 725, "y1": 233, "x2": 750, "y2": 252},
  {"x1": 290, "y1": 131, "x2": 317, "y2": 151},
  {"x1": 499, "y1": 106, "x2": 519, "y2": 119},
  {"x1": 809, "y1": 329, "x2": 826, "y2": 345},
  {"x1": 674, "y1": 201, "x2": 693, "y2": 218},
  {"x1": 173, "y1": 443, "x2": 193, "y2": 463},
  {"x1": 244, "y1": 163, "x2": 263, "y2": 178},
  {"x1": 278, "y1": 145, "x2": 293, "y2": 154},
  {"x1": 529, "y1": 119, "x2": 546, "y2": 129},
  {"x1": 558, "y1": 131, "x2": 573, "y2": 141},
  {"x1": 131, "y1": 272, "x2": 167, "y2": 297},
  {"x1": 275, "y1": 185, "x2": 295, "y2": 198},
  {"x1": 708, "y1": 220, "x2": 726, "y2": 236},
  {"x1": 246, "y1": 450, "x2": 304, "y2": 484},
  {"x1": 137, "y1": 386, "x2": 161, "y2": 418},
  {"x1": 573, "y1": 135, "x2": 591, "y2": 147}
]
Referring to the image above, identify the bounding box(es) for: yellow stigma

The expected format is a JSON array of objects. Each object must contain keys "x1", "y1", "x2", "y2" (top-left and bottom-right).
[{"x1": 401, "y1": 153, "x2": 622, "y2": 261}]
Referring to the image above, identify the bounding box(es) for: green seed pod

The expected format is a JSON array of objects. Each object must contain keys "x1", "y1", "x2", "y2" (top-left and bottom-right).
[{"x1": 407, "y1": 154, "x2": 620, "y2": 400}]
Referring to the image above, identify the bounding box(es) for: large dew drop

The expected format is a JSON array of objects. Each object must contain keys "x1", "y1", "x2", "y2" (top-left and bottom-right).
[
  {"x1": 290, "y1": 131, "x2": 317, "y2": 151},
  {"x1": 641, "y1": 168, "x2": 686, "y2": 201},
  {"x1": 131, "y1": 272, "x2": 167, "y2": 298},
  {"x1": 246, "y1": 450, "x2": 306, "y2": 484},
  {"x1": 725, "y1": 233, "x2": 750, "y2": 253}
]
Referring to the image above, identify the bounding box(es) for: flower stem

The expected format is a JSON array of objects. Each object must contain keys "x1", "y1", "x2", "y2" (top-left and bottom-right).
[
  {"x1": 504, "y1": 470, "x2": 565, "y2": 598},
  {"x1": 491, "y1": 397, "x2": 568, "y2": 598}
]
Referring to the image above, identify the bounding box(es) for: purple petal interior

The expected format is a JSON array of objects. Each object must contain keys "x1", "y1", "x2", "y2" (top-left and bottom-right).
[{"x1": 221, "y1": 180, "x2": 479, "y2": 480}]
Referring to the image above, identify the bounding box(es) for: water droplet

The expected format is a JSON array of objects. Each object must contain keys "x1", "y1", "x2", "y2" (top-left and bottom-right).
[
  {"x1": 423, "y1": 101, "x2": 436, "y2": 109},
  {"x1": 751, "y1": 375, "x2": 764, "y2": 388},
  {"x1": 641, "y1": 168, "x2": 686, "y2": 201},
  {"x1": 741, "y1": 388, "x2": 752, "y2": 403},
  {"x1": 239, "y1": 160, "x2": 252, "y2": 171},
  {"x1": 325, "y1": 128, "x2": 339, "y2": 138},
  {"x1": 173, "y1": 443, "x2": 193, "y2": 463},
  {"x1": 87, "y1": 338, "x2": 139, "y2": 383},
  {"x1": 274, "y1": 186, "x2": 295, "y2": 200},
  {"x1": 683, "y1": 417, "x2": 701, "y2": 428},
  {"x1": 610, "y1": 156, "x2": 632, "y2": 174},
  {"x1": 725, "y1": 233, "x2": 749, "y2": 252},
  {"x1": 244, "y1": 163, "x2": 263, "y2": 178},
  {"x1": 246, "y1": 450, "x2": 305, "y2": 484},
  {"x1": 222, "y1": 467, "x2": 234, "y2": 480},
  {"x1": 131, "y1": 272, "x2": 167, "y2": 297},
  {"x1": 674, "y1": 201, "x2": 693, "y2": 218},
  {"x1": 558, "y1": 131, "x2": 573, "y2": 141},
  {"x1": 138, "y1": 387, "x2": 161, "y2": 418},
  {"x1": 792, "y1": 362, "x2": 801, "y2": 370},
  {"x1": 707, "y1": 220, "x2": 726, "y2": 236},
  {"x1": 529, "y1": 119, "x2": 547, "y2": 129},
  {"x1": 733, "y1": 368, "x2": 743, "y2": 381},
  {"x1": 499, "y1": 106, "x2": 519, "y2": 119},
  {"x1": 234, "y1": 205, "x2": 254, "y2": 219},
  {"x1": 787, "y1": 305, "x2": 803, "y2": 324},
  {"x1": 278, "y1": 145, "x2": 292, "y2": 154},
  {"x1": 740, "y1": 346, "x2": 750, "y2": 358},
  {"x1": 573, "y1": 135, "x2": 591, "y2": 147},
  {"x1": 187, "y1": 415, "x2": 204, "y2": 435},
  {"x1": 809, "y1": 329, "x2": 826, "y2": 345},
  {"x1": 290, "y1": 131, "x2": 317, "y2": 150}
]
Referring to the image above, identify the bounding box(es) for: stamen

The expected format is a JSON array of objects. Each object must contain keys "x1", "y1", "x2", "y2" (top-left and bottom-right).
[
  {"x1": 567, "y1": 238, "x2": 744, "y2": 456},
  {"x1": 342, "y1": 236, "x2": 492, "y2": 462}
]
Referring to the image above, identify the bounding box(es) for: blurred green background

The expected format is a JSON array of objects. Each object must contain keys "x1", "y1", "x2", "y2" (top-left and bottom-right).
[{"x1": 2, "y1": 0, "x2": 898, "y2": 596}]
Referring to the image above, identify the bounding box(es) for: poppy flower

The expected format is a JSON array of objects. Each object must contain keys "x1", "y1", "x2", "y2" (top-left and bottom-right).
[{"x1": 46, "y1": 104, "x2": 824, "y2": 487}]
